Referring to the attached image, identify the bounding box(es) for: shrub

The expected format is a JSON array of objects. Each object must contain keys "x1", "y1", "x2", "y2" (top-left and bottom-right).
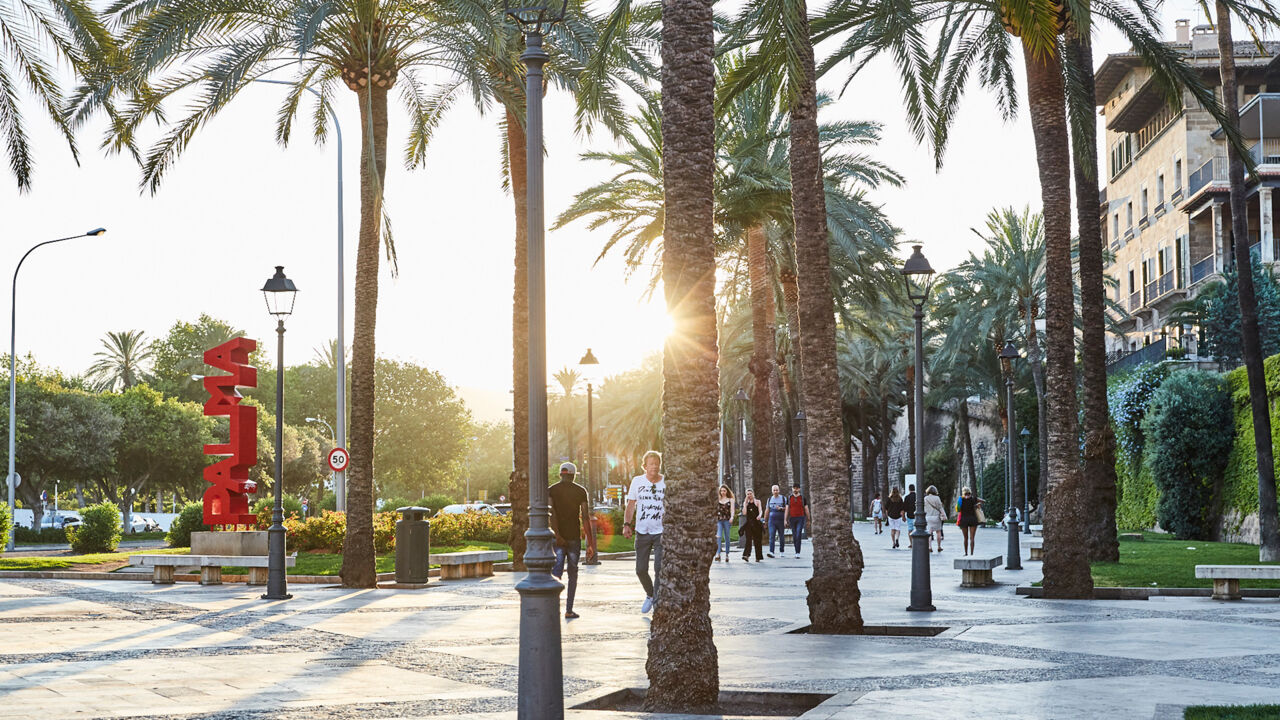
[
  {"x1": 285, "y1": 511, "x2": 347, "y2": 552},
  {"x1": 67, "y1": 502, "x2": 121, "y2": 553},
  {"x1": 1115, "y1": 459, "x2": 1158, "y2": 532},
  {"x1": 253, "y1": 495, "x2": 305, "y2": 529},
  {"x1": 977, "y1": 457, "x2": 1006, "y2": 520},
  {"x1": 1143, "y1": 370, "x2": 1234, "y2": 540},
  {"x1": 1109, "y1": 361, "x2": 1170, "y2": 466},
  {"x1": 0, "y1": 504, "x2": 10, "y2": 554},
  {"x1": 420, "y1": 493, "x2": 458, "y2": 514},
  {"x1": 378, "y1": 496, "x2": 415, "y2": 513},
  {"x1": 923, "y1": 446, "x2": 958, "y2": 507},
  {"x1": 166, "y1": 501, "x2": 210, "y2": 547},
  {"x1": 426, "y1": 511, "x2": 512, "y2": 547},
  {"x1": 15, "y1": 526, "x2": 67, "y2": 544}
]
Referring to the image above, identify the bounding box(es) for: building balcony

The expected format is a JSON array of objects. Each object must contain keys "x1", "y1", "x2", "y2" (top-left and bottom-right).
[
  {"x1": 1139, "y1": 214, "x2": 1150, "y2": 228},
  {"x1": 1106, "y1": 337, "x2": 1167, "y2": 375},
  {"x1": 1190, "y1": 255, "x2": 1216, "y2": 286},
  {"x1": 1128, "y1": 291, "x2": 1142, "y2": 312},
  {"x1": 1189, "y1": 156, "x2": 1227, "y2": 196}
]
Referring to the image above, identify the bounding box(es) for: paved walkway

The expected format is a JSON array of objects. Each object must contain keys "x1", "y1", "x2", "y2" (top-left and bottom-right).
[{"x1": 0, "y1": 524, "x2": 1277, "y2": 718}]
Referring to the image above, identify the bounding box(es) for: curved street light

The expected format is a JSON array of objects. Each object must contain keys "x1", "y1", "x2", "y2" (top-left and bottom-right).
[
  {"x1": 900, "y1": 244, "x2": 935, "y2": 612},
  {"x1": 7, "y1": 228, "x2": 106, "y2": 551},
  {"x1": 262, "y1": 265, "x2": 298, "y2": 601}
]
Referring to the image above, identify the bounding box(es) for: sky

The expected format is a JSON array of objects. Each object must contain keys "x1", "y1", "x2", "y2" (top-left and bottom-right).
[{"x1": 0, "y1": 1, "x2": 1217, "y2": 423}]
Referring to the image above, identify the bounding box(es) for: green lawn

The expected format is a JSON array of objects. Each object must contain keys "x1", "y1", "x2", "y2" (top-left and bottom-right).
[
  {"x1": 222, "y1": 542, "x2": 512, "y2": 576},
  {"x1": 1184, "y1": 705, "x2": 1280, "y2": 719},
  {"x1": 0, "y1": 547, "x2": 188, "y2": 571},
  {"x1": 1090, "y1": 532, "x2": 1280, "y2": 589}
]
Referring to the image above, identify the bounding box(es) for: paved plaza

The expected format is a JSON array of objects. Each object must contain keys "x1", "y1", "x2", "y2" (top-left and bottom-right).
[{"x1": 1, "y1": 524, "x2": 1278, "y2": 719}]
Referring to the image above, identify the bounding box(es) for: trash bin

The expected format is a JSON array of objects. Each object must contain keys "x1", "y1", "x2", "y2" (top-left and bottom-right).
[{"x1": 395, "y1": 506, "x2": 431, "y2": 583}]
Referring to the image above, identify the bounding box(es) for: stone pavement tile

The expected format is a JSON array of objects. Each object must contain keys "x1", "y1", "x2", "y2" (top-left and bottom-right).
[
  {"x1": 0, "y1": 618, "x2": 271, "y2": 655},
  {"x1": 0, "y1": 651, "x2": 509, "y2": 718},
  {"x1": 839, "y1": 675, "x2": 1280, "y2": 719},
  {"x1": 0, "y1": 595, "x2": 132, "y2": 619},
  {"x1": 436, "y1": 633, "x2": 1054, "y2": 686},
  {"x1": 955, "y1": 617, "x2": 1274, "y2": 660},
  {"x1": 0, "y1": 584, "x2": 42, "y2": 597}
]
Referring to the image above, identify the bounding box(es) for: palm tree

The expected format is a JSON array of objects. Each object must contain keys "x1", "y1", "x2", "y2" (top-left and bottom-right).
[
  {"x1": 0, "y1": 0, "x2": 112, "y2": 189},
  {"x1": 1211, "y1": 0, "x2": 1280, "y2": 560},
  {"x1": 103, "y1": 0, "x2": 484, "y2": 588},
  {"x1": 86, "y1": 330, "x2": 152, "y2": 392},
  {"x1": 641, "y1": 0, "x2": 720, "y2": 707}
]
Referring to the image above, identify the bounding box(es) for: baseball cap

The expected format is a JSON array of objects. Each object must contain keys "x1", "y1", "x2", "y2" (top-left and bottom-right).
[{"x1": 559, "y1": 462, "x2": 578, "y2": 475}]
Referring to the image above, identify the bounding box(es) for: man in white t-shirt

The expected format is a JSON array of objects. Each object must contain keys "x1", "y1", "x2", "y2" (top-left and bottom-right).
[{"x1": 623, "y1": 450, "x2": 665, "y2": 613}]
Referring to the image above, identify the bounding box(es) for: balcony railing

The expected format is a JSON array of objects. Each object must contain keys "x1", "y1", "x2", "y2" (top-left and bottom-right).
[
  {"x1": 1144, "y1": 279, "x2": 1158, "y2": 304},
  {"x1": 1189, "y1": 156, "x2": 1227, "y2": 195},
  {"x1": 1191, "y1": 255, "x2": 1215, "y2": 285},
  {"x1": 1128, "y1": 291, "x2": 1142, "y2": 311},
  {"x1": 1250, "y1": 138, "x2": 1280, "y2": 164},
  {"x1": 1107, "y1": 337, "x2": 1168, "y2": 375},
  {"x1": 1251, "y1": 241, "x2": 1262, "y2": 261}
]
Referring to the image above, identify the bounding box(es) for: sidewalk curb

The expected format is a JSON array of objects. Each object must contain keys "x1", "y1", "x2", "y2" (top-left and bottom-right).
[{"x1": 1016, "y1": 585, "x2": 1280, "y2": 599}]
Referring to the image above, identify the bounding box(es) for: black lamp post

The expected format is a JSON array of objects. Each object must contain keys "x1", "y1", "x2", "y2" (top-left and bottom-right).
[
  {"x1": 900, "y1": 244, "x2": 936, "y2": 612},
  {"x1": 999, "y1": 340, "x2": 1023, "y2": 570},
  {"x1": 262, "y1": 265, "x2": 297, "y2": 601},
  {"x1": 1020, "y1": 427, "x2": 1032, "y2": 535},
  {"x1": 579, "y1": 348, "x2": 600, "y2": 565},
  {"x1": 506, "y1": 0, "x2": 568, "y2": 715}
]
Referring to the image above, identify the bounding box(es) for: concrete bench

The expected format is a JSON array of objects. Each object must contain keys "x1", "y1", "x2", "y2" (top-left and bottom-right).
[
  {"x1": 1028, "y1": 538, "x2": 1043, "y2": 561},
  {"x1": 130, "y1": 554, "x2": 296, "y2": 585},
  {"x1": 955, "y1": 556, "x2": 1003, "y2": 588},
  {"x1": 430, "y1": 550, "x2": 507, "y2": 580},
  {"x1": 1195, "y1": 565, "x2": 1280, "y2": 601},
  {"x1": 1120, "y1": 533, "x2": 1144, "y2": 542}
]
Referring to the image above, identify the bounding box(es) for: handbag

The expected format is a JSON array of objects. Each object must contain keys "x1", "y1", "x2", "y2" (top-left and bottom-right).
[{"x1": 976, "y1": 506, "x2": 986, "y2": 524}]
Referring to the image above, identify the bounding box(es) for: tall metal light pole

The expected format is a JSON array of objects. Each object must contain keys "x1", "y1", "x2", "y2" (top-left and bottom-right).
[
  {"x1": 579, "y1": 348, "x2": 600, "y2": 566},
  {"x1": 900, "y1": 245, "x2": 936, "y2": 612},
  {"x1": 306, "y1": 417, "x2": 337, "y2": 504},
  {"x1": 250, "y1": 78, "x2": 346, "y2": 513},
  {"x1": 734, "y1": 388, "x2": 748, "y2": 497},
  {"x1": 7, "y1": 228, "x2": 105, "y2": 550},
  {"x1": 1020, "y1": 427, "x2": 1032, "y2": 535},
  {"x1": 262, "y1": 266, "x2": 298, "y2": 601},
  {"x1": 507, "y1": 0, "x2": 568, "y2": 715},
  {"x1": 999, "y1": 340, "x2": 1023, "y2": 570}
]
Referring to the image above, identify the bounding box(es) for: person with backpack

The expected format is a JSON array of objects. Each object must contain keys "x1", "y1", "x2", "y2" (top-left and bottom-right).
[{"x1": 784, "y1": 484, "x2": 809, "y2": 558}]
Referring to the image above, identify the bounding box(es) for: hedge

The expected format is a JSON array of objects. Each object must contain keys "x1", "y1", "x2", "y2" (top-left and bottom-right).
[
  {"x1": 67, "y1": 502, "x2": 121, "y2": 554},
  {"x1": 1220, "y1": 353, "x2": 1280, "y2": 534}
]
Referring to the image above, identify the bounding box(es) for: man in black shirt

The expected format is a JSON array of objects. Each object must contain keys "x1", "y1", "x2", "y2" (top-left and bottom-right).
[
  {"x1": 549, "y1": 462, "x2": 597, "y2": 619},
  {"x1": 903, "y1": 484, "x2": 917, "y2": 549}
]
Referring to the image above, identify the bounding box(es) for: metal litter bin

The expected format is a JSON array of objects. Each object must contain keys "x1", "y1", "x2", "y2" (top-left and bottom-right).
[{"x1": 395, "y1": 506, "x2": 431, "y2": 583}]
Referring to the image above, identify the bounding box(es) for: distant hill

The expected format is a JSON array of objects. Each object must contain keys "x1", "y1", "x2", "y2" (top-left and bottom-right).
[{"x1": 456, "y1": 386, "x2": 512, "y2": 424}]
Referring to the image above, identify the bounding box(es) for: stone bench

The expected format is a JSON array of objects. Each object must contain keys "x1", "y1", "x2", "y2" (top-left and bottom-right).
[
  {"x1": 430, "y1": 551, "x2": 507, "y2": 580},
  {"x1": 955, "y1": 556, "x2": 1003, "y2": 588},
  {"x1": 130, "y1": 554, "x2": 296, "y2": 585},
  {"x1": 1028, "y1": 538, "x2": 1043, "y2": 561},
  {"x1": 1195, "y1": 565, "x2": 1280, "y2": 601},
  {"x1": 1120, "y1": 533, "x2": 1144, "y2": 542},
  {"x1": 1029, "y1": 525, "x2": 1043, "y2": 537}
]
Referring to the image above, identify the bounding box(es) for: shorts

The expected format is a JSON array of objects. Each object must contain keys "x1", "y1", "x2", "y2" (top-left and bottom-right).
[
  {"x1": 888, "y1": 517, "x2": 903, "y2": 532},
  {"x1": 926, "y1": 516, "x2": 942, "y2": 533}
]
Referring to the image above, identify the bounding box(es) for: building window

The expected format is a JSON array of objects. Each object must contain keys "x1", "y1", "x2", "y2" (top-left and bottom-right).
[
  {"x1": 1175, "y1": 158, "x2": 1183, "y2": 188},
  {"x1": 1128, "y1": 268, "x2": 1136, "y2": 293},
  {"x1": 1114, "y1": 213, "x2": 1121, "y2": 240},
  {"x1": 1141, "y1": 188, "x2": 1149, "y2": 217},
  {"x1": 1157, "y1": 174, "x2": 1165, "y2": 204},
  {"x1": 1127, "y1": 202, "x2": 1134, "y2": 228}
]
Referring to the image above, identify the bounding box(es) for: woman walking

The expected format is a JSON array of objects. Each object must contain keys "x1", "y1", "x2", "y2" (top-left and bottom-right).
[
  {"x1": 884, "y1": 487, "x2": 905, "y2": 549},
  {"x1": 740, "y1": 488, "x2": 764, "y2": 562},
  {"x1": 957, "y1": 487, "x2": 984, "y2": 556},
  {"x1": 715, "y1": 485, "x2": 735, "y2": 562},
  {"x1": 871, "y1": 493, "x2": 883, "y2": 535},
  {"x1": 923, "y1": 485, "x2": 948, "y2": 552}
]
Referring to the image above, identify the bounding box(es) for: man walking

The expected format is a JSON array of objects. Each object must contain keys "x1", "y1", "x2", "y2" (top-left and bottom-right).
[
  {"x1": 623, "y1": 450, "x2": 665, "y2": 613},
  {"x1": 549, "y1": 462, "x2": 597, "y2": 619},
  {"x1": 784, "y1": 484, "x2": 809, "y2": 558},
  {"x1": 903, "y1": 483, "x2": 917, "y2": 549},
  {"x1": 765, "y1": 485, "x2": 787, "y2": 558}
]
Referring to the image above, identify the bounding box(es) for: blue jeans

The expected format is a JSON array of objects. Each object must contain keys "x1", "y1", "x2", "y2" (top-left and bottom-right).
[
  {"x1": 716, "y1": 520, "x2": 732, "y2": 555},
  {"x1": 789, "y1": 517, "x2": 806, "y2": 554},
  {"x1": 768, "y1": 514, "x2": 786, "y2": 553},
  {"x1": 553, "y1": 545, "x2": 581, "y2": 612}
]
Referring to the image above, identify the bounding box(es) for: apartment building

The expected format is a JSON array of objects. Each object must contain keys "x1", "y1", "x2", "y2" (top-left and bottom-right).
[{"x1": 1097, "y1": 20, "x2": 1280, "y2": 371}]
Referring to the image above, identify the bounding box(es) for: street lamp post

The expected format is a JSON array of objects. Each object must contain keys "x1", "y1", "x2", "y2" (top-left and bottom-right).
[
  {"x1": 306, "y1": 417, "x2": 336, "y2": 507},
  {"x1": 999, "y1": 340, "x2": 1023, "y2": 570},
  {"x1": 7, "y1": 228, "x2": 105, "y2": 551},
  {"x1": 262, "y1": 266, "x2": 298, "y2": 601},
  {"x1": 734, "y1": 388, "x2": 748, "y2": 497},
  {"x1": 579, "y1": 349, "x2": 600, "y2": 566},
  {"x1": 1020, "y1": 427, "x2": 1032, "y2": 535},
  {"x1": 900, "y1": 244, "x2": 936, "y2": 612},
  {"x1": 252, "y1": 78, "x2": 347, "y2": 513},
  {"x1": 507, "y1": 0, "x2": 568, "y2": 715}
]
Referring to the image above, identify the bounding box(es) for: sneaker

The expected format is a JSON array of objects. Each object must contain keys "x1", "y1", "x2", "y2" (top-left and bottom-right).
[
  {"x1": 714, "y1": 555, "x2": 720, "y2": 562},
  {"x1": 641, "y1": 596, "x2": 654, "y2": 613},
  {"x1": 795, "y1": 553, "x2": 801, "y2": 559},
  {"x1": 767, "y1": 553, "x2": 774, "y2": 558}
]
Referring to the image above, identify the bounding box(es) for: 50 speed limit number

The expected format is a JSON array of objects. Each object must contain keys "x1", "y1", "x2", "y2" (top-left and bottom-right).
[{"x1": 327, "y1": 447, "x2": 350, "y2": 472}]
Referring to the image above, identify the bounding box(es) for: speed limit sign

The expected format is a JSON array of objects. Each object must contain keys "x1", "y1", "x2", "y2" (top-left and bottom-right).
[{"x1": 327, "y1": 447, "x2": 350, "y2": 472}]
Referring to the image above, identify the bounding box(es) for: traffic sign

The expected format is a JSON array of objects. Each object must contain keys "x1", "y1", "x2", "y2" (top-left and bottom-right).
[{"x1": 327, "y1": 447, "x2": 350, "y2": 472}]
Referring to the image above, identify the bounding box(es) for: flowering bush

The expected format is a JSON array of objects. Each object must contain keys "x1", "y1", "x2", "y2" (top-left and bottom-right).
[
  {"x1": 1108, "y1": 361, "x2": 1170, "y2": 465},
  {"x1": 427, "y1": 511, "x2": 512, "y2": 547}
]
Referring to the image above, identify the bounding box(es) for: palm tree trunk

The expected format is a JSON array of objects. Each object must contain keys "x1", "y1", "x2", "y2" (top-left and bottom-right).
[
  {"x1": 770, "y1": 338, "x2": 791, "y2": 486},
  {"x1": 957, "y1": 400, "x2": 977, "y2": 491},
  {"x1": 747, "y1": 225, "x2": 780, "y2": 492},
  {"x1": 1066, "y1": 31, "x2": 1120, "y2": 563},
  {"x1": 880, "y1": 396, "x2": 890, "y2": 500},
  {"x1": 788, "y1": 0, "x2": 863, "y2": 633},
  {"x1": 339, "y1": 83, "x2": 388, "y2": 589},
  {"x1": 1022, "y1": 40, "x2": 1092, "y2": 598},
  {"x1": 780, "y1": 268, "x2": 804, "y2": 483},
  {"x1": 1215, "y1": 0, "x2": 1280, "y2": 560},
  {"x1": 506, "y1": 110, "x2": 530, "y2": 571},
  {"x1": 645, "y1": 0, "x2": 719, "y2": 707}
]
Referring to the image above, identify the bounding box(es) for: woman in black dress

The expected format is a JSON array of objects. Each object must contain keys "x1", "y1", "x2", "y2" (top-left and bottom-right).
[
  {"x1": 740, "y1": 489, "x2": 764, "y2": 562},
  {"x1": 957, "y1": 486, "x2": 984, "y2": 556}
]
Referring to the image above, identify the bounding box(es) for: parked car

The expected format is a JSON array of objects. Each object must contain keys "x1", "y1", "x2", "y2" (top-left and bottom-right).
[
  {"x1": 125, "y1": 516, "x2": 162, "y2": 534},
  {"x1": 433, "y1": 503, "x2": 499, "y2": 517},
  {"x1": 491, "y1": 503, "x2": 512, "y2": 516},
  {"x1": 38, "y1": 514, "x2": 81, "y2": 530}
]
